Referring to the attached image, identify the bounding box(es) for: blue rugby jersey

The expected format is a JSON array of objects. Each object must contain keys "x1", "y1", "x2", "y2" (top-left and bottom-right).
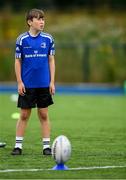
[{"x1": 15, "y1": 32, "x2": 55, "y2": 88}]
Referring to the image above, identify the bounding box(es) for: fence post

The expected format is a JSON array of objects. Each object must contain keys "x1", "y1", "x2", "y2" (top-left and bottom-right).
[{"x1": 83, "y1": 44, "x2": 90, "y2": 82}]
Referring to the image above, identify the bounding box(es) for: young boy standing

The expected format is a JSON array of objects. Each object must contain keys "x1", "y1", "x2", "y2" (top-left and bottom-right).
[{"x1": 11, "y1": 9, "x2": 55, "y2": 155}]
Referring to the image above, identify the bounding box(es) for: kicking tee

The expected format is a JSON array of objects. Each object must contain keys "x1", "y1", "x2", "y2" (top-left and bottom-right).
[{"x1": 15, "y1": 32, "x2": 55, "y2": 88}]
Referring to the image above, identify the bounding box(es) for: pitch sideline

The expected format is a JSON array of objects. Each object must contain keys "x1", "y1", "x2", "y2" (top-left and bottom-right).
[{"x1": 0, "y1": 165, "x2": 126, "y2": 173}]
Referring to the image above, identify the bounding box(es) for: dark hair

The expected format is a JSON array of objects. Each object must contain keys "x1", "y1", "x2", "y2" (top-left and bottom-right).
[{"x1": 26, "y1": 8, "x2": 44, "y2": 23}]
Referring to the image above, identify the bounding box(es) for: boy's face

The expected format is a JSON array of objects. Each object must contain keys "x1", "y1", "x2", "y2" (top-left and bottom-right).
[{"x1": 28, "y1": 17, "x2": 45, "y2": 31}]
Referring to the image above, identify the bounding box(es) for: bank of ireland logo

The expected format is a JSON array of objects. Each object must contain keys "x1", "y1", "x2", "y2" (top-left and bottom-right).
[{"x1": 41, "y1": 42, "x2": 46, "y2": 48}]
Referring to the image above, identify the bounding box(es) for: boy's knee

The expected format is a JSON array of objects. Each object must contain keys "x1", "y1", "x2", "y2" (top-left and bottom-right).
[
  {"x1": 20, "y1": 112, "x2": 29, "y2": 121},
  {"x1": 39, "y1": 111, "x2": 48, "y2": 121}
]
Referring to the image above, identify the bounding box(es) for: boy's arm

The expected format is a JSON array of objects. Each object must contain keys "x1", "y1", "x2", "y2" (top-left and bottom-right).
[
  {"x1": 49, "y1": 55, "x2": 55, "y2": 95},
  {"x1": 15, "y1": 59, "x2": 26, "y2": 96}
]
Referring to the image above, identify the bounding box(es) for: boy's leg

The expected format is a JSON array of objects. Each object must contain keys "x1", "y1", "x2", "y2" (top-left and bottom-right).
[
  {"x1": 11, "y1": 108, "x2": 31, "y2": 155},
  {"x1": 16, "y1": 109, "x2": 31, "y2": 136},
  {"x1": 37, "y1": 108, "x2": 51, "y2": 155}
]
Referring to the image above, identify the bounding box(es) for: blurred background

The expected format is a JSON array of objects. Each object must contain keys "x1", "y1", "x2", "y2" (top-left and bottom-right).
[{"x1": 0, "y1": 0, "x2": 126, "y2": 92}]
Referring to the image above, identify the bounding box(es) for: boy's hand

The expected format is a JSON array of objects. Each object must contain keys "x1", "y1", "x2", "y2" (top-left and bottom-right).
[
  {"x1": 18, "y1": 82, "x2": 26, "y2": 96},
  {"x1": 49, "y1": 82, "x2": 55, "y2": 95}
]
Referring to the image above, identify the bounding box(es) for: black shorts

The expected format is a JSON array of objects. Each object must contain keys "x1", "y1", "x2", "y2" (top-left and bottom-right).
[{"x1": 17, "y1": 88, "x2": 54, "y2": 108}]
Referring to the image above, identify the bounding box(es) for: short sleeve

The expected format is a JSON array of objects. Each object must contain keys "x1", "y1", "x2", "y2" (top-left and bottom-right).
[
  {"x1": 15, "y1": 39, "x2": 22, "y2": 59},
  {"x1": 49, "y1": 37, "x2": 55, "y2": 55}
]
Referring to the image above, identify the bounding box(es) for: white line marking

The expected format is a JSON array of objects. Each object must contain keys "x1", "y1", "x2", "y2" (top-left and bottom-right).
[
  {"x1": 0, "y1": 165, "x2": 126, "y2": 173},
  {"x1": 69, "y1": 165, "x2": 126, "y2": 170},
  {"x1": 0, "y1": 169, "x2": 48, "y2": 173}
]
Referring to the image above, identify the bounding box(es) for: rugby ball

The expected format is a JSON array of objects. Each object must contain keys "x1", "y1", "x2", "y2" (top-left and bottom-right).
[{"x1": 52, "y1": 135, "x2": 71, "y2": 164}]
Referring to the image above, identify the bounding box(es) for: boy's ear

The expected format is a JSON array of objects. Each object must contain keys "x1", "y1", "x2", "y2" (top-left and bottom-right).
[{"x1": 27, "y1": 19, "x2": 32, "y2": 26}]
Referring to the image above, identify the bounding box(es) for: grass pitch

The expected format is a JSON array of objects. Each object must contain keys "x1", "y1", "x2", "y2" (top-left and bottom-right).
[{"x1": 0, "y1": 94, "x2": 126, "y2": 179}]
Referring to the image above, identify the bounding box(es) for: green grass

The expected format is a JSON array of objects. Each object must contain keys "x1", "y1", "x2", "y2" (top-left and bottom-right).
[{"x1": 0, "y1": 94, "x2": 126, "y2": 179}]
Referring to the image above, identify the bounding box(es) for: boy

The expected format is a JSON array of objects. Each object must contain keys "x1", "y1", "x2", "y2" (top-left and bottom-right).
[{"x1": 11, "y1": 9, "x2": 55, "y2": 155}]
